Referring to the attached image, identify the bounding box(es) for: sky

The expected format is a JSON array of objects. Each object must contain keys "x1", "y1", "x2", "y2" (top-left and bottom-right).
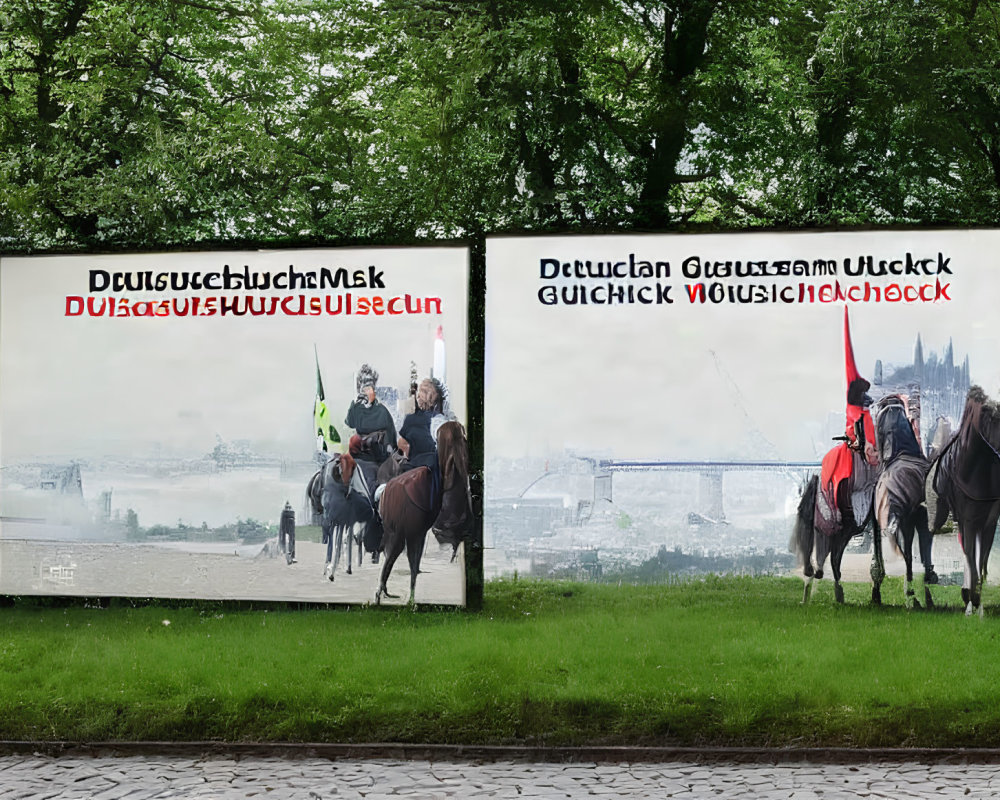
[
  {"x1": 0, "y1": 246, "x2": 469, "y2": 463},
  {"x1": 485, "y1": 229, "x2": 1000, "y2": 463}
]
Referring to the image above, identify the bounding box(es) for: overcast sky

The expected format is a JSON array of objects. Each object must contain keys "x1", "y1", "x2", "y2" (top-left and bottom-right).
[
  {"x1": 485, "y1": 229, "x2": 1000, "y2": 462},
  {"x1": 1, "y1": 247, "x2": 468, "y2": 462}
]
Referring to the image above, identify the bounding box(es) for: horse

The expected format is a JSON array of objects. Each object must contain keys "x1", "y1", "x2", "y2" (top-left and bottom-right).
[
  {"x1": 374, "y1": 420, "x2": 473, "y2": 605},
  {"x1": 872, "y1": 394, "x2": 936, "y2": 607},
  {"x1": 927, "y1": 386, "x2": 1000, "y2": 616},
  {"x1": 306, "y1": 452, "x2": 375, "y2": 581},
  {"x1": 792, "y1": 436, "x2": 881, "y2": 605}
]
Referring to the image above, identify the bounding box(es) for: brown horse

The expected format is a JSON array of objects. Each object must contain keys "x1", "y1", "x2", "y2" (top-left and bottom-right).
[
  {"x1": 374, "y1": 420, "x2": 473, "y2": 604},
  {"x1": 928, "y1": 387, "x2": 1000, "y2": 616}
]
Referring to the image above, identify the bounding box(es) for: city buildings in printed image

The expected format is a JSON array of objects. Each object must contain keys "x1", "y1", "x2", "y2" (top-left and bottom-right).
[{"x1": 485, "y1": 333, "x2": 977, "y2": 585}]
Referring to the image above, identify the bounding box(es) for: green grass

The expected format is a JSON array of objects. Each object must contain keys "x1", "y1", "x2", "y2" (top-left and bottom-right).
[{"x1": 2, "y1": 575, "x2": 1000, "y2": 747}]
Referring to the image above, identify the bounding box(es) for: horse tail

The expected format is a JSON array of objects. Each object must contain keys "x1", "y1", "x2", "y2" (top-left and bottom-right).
[
  {"x1": 791, "y1": 474, "x2": 819, "y2": 577},
  {"x1": 307, "y1": 469, "x2": 324, "y2": 522},
  {"x1": 926, "y1": 442, "x2": 955, "y2": 534}
]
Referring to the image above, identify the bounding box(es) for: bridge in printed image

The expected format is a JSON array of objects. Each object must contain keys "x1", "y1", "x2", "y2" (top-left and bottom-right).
[
  {"x1": 599, "y1": 459, "x2": 823, "y2": 523},
  {"x1": 518, "y1": 458, "x2": 823, "y2": 525}
]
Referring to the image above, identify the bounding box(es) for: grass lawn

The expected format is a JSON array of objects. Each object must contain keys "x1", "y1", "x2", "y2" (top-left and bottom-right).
[{"x1": 2, "y1": 575, "x2": 1000, "y2": 747}]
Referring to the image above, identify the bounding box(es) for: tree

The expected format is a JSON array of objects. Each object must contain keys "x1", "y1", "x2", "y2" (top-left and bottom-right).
[
  {"x1": 2, "y1": 0, "x2": 998, "y2": 251},
  {"x1": 0, "y1": 0, "x2": 270, "y2": 248}
]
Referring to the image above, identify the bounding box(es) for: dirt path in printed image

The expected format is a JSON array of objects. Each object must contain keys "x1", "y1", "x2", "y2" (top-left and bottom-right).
[{"x1": 0, "y1": 538, "x2": 465, "y2": 606}]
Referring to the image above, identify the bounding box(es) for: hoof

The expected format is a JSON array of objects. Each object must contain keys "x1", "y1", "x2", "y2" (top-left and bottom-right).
[
  {"x1": 871, "y1": 588, "x2": 882, "y2": 606},
  {"x1": 924, "y1": 568, "x2": 939, "y2": 585},
  {"x1": 834, "y1": 583, "x2": 845, "y2": 604},
  {"x1": 924, "y1": 586, "x2": 935, "y2": 609}
]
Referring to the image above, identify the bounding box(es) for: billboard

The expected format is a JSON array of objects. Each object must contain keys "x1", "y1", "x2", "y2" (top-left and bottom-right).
[
  {"x1": 484, "y1": 230, "x2": 998, "y2": 582},
  {"x1": 0, "y1": 246, "x2": 470, "y2": 605}
]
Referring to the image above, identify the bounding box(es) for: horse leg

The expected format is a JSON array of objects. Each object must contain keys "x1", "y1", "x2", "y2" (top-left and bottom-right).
[
  {"x1": 915, "y1": 506, "x2": 938, "y2": 584},
  {"x1": 972, "y1": 530, "x2": 986, "y2": 618},
  {"x1": 870, "y1": 522, "x2": 885, "y2": 607},
  {"x1": 830, "y1": 535, "x2": 848, "y2": 605},
  {"x1": 375, "y1": 527, "x2": 405, "y2": 604},
  {"x1": 323, "y1": 522, "x2": 334, "y2": 578},
  {"x1": 404, "y1": 529, "x2": 428, "y2": 605},
  {"x1": 330, "y1": 524, "x2": 344, "y2": 582},
  {"x1": 962, "y1": 558, "x2": 974, "y2": 615},
  {"x1": 797, "y1": 487, "x2": 818, "y2": 603},
  {"x1": 814, "y1": 528, "x2": 830, "y2": 582},
  {"x1": 980, "y1": 523, "x2": 997, "y2": 619},
  {"x1": 960, "y1": 527, "x2": 978, "y2": 616},
  {"x1": 883, "y1": 511, "x2": 910, "y2": 606},
  {"x1": 902, "y1": 517, "x2": 918, "y2": 609},
  {"x1": 344, "y1": 524, "x2": 354, "y2": 575}
]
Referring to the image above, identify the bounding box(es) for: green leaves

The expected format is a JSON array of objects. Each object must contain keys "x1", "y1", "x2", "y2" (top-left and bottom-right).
[{"x1": 2, "y1": 0, "x2": 999, "y2": 252}]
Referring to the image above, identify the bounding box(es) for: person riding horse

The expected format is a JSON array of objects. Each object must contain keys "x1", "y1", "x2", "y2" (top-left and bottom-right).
[
  {"x1": 375, "y1": 377, "x2": 446, "y2": 509},
  {"x1": 344, "y1": 363, "x2": 397, "y2": 465},
  {"x1": 817, "y1": 309, "x2": 879, "y2": 538}
]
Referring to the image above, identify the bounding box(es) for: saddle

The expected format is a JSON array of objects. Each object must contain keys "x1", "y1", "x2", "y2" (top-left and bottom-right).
[
  {"x1": 390, "y1": 466, "x2": 435, "y2": 514},
  {"x1": 350, "y1": 458, "x2": 380, "y2": 507}
]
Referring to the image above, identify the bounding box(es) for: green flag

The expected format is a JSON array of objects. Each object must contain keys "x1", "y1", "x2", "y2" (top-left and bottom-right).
[{"x1": 314, "y1": 346, "x2": 340, "y2": 451}]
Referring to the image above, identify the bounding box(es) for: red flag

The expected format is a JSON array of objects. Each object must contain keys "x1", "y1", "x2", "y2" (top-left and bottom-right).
[{"x1": 843, "y1": 305, "x2": 863, "y2": 386}]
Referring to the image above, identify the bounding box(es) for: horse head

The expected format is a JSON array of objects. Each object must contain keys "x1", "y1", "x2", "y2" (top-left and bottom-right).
[
  {"x1": 873, "y1": 393, "x2": 922, "y2": 465},
  {"x1": 979, "y1": 395, "x2": 1000, "y2": 459},
  {"x1": 323, "y1": 451, "x2": 355, "y2": 488}
]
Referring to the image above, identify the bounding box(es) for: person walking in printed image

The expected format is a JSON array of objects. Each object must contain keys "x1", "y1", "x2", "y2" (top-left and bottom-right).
[{"x1": 279, "y1": 501, "x2": 296, "y2": 564}]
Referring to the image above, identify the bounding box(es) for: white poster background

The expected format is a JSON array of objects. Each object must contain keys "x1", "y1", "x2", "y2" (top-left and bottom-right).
[{"x1": 1, "y1": 246, "x2": 469, "y2": 605}]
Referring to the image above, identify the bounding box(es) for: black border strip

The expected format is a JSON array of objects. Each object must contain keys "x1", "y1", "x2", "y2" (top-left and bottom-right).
[{"x1": 3, "y1": 740, "x2": 1000, "y2": 764}]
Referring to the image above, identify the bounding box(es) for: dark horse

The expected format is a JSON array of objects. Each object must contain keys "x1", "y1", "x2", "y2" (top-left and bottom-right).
[
  {"x1": 374, "y1": 420, "x2": 473, "y2": 605},
  {"x1": 307, "y1": 452, "x2": 379, "y2": 581},
  {"x1": 928, "y1": 386, "x2": 1000, "y2": 616},
  {"x1": 793, "y1": 435, "x2": 880, "y2": 605},
  {"x1": 872, "y1": 394, "x2": 937, "y2": 607}
]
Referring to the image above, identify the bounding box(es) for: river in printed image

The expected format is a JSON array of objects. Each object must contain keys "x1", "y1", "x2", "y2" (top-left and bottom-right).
[{"x1": 1, "y1": 462, "x2": 319, "y2": 542}]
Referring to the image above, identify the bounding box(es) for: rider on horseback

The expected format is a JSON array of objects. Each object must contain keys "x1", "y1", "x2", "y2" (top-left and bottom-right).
[
  {"x1": 344, "y1": 364, "x2": 397, "y2": 465},
  {"x1": 818, "y1": 309, "x2": 879, "y2": 536},
  {"x1": 846, "y1": 376, "x2": 877, "y2": 464},
  {"x1": 374, "y1": 377, "x2": 446, "y2": 510}
]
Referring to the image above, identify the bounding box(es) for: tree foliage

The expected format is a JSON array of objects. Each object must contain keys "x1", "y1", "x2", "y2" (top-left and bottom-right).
[{"x1": 1, "y1": 0, "x2": 998, "y2": 251}]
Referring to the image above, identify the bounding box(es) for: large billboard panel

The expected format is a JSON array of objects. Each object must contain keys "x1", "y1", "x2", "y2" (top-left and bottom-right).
[
  {"x1": 485, "y1": 230, "x2": 998, "y2": 581},
  {"x1": 1, "y1": 246, "x2": 469, "y2": 605}
]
